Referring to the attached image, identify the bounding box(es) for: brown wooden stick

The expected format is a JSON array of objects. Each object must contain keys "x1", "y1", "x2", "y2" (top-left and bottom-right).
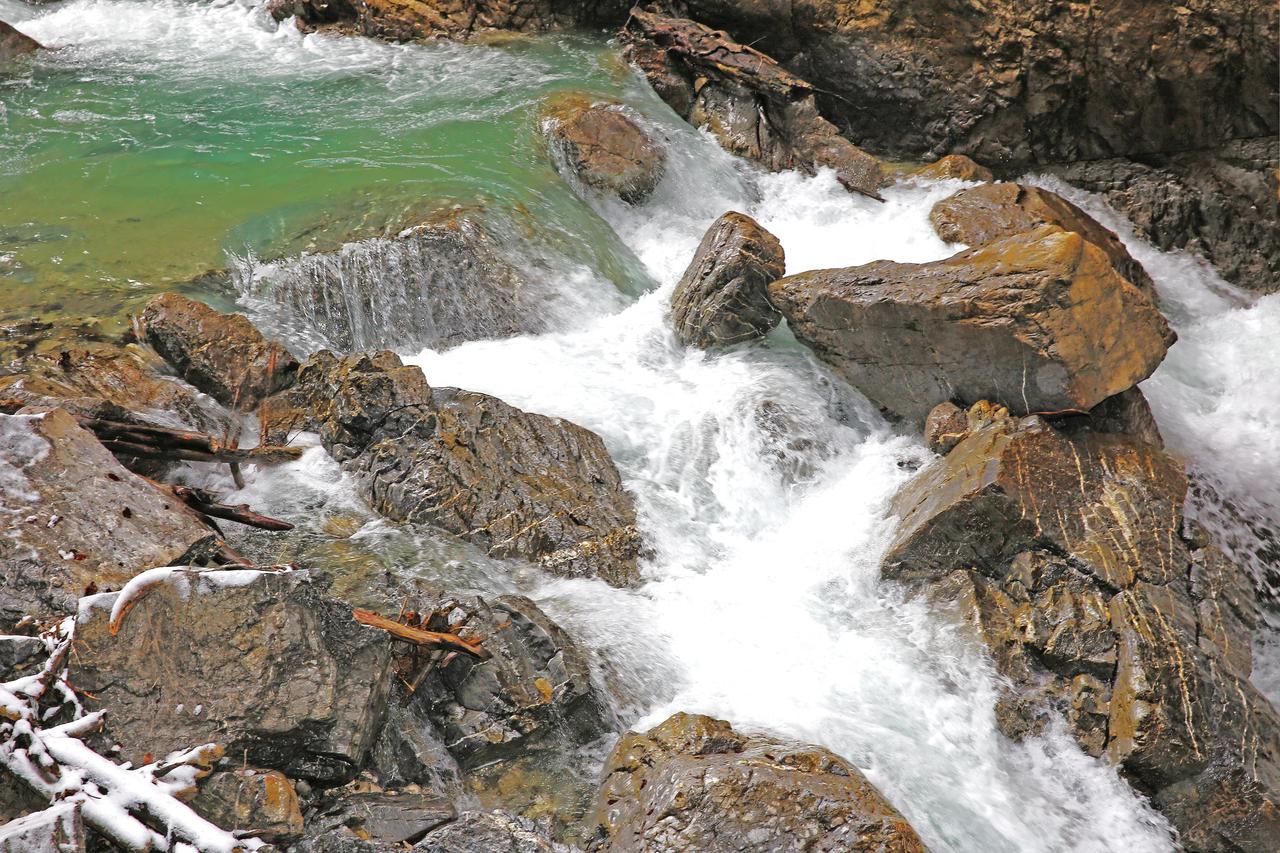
[
  {"x1": 352, "y1": 609, "x2": 491, "y2": 660},
  {"x1": 170, "y1": 486, "x2": 293, "y2": 532}
]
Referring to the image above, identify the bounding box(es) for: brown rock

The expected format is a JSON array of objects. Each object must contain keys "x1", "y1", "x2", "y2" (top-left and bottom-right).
[
  {"x1": 922, "y1": 401, "x2": 967, "y2": 455},
  {"x1": 0, "y1": 21, "x2": 40, "y2": 63},
  {"x1": 929, "y1": 182, "x2": 1156, "y2": 294},
  {"x1": 140, "y1": 293, "x2": 298, "y2": 410},
  {"x1": 190, "y1": 768, "x2": 305, "y2": 843},
  {"x1": 769, "y1": 225, "x2": 1174, "y2": 424},
  {"x1": 72, "y1": 568, "x2": 394, "y2": 785},
  {"x1": 542, "y1": 95, "x2": 665, "y2": 204},
  {"x1": 0, "y1": 409, "x2": 215, "y2": 630},
  {"x1": 587, "y1": 712, "x2": 925, "y2": 852},
  {"x1": 909, "y1": 155, "x2": 994, "y2": 183},
  {"x1": 265, "y1": 350, "x2": 642, "y2": 586},
  {"x1": 620, "y1": 10, "x2": 883, "y2": 198},
  {"x1": 669, "y1": 212, "x2": 785, "y2": 348}
]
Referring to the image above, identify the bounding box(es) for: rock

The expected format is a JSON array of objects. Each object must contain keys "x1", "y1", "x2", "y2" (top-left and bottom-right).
[
  {"x1": 679, "y1": 1, "x2": 1276, "y2": 169},
  {"x1": 269, "y1": 0, "x2": 629, "y2": 41},
  {"x1": 769, "y1": 225, "x2": 1174, "y2": 424},
  {"x1": 0, "y1": 409, "x2": 215, "y2": 630},
  {"x1": 266, "y1": 350, "x2": 642, "y2": 587},
  {"x1": 1074, "y1": 386, "x2": 1163, "y2": 449},
  {"x1": 0, "y1": 635, "x2": 46, "y2": 679},
  {"x1": 140, "y1": 293, "x2": 299, "y2": 410},
  {"x1": 882, "y1": 409, "x2": 1280, "y2": 849},
  {"x1": 190, "y1": 768, "x2": 305, "y2": 844},
  {"x1": 368, "y1": 683, "x2": 464, "y2": 796},
  {"x1": 1047, "y1": 138, "x2": 1279, "y2": 294},
  {"x1": 0, "y1": 21, "x2": 41, "y2": 64},
  {"x1": 542, "y1": 95, "x2": 665, "y2": 204},
  {"x1": 234, "y1": 211, "x2": 544, "y2": 354},
  {"x1": 415, "y1": 810, "x2": 575, "y2": 852},
  {"x1": 0, "y1": 804, "x2": 83, "y2": 853},
  {"x1": 308, "y1": 783, "x2": 454, "y2": 846},
  {"x1": 929, "y1": 182, "x2": 1156, "y2": 293},
  {"x1": 908, "y1": 155, "x2": 994, "y2": 183},
  {"x1": 416, "y1": 594, "x2": 614, "y2": 769},
  {"x1": 72, "y1": 568, "x2": 394, "y2": 785},
  {"x1": 587, "y1": 712, "x2": 925, "y2": 852},
  {"x1": 922, "y1": 401, "x2": 967, "y2": 455},
  {"x1": 620, "y1": 10, "x2": 883, "y2": 198},
  {"x1": 669, "y1": 212, "x2": 785, "y2": 348}
]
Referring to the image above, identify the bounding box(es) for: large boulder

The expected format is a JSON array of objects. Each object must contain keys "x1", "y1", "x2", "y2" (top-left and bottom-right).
[
  {"x1": 140, "y1": 293, "x2": 299, "y2": 410},
  {"x1": 620, "y1": 10, "x2": 883, "y2": 198},
  {"x1": 883, "y1": 408, "x2": 1280, "y2": 850},
  {"x1": 587, "y1": 712, "x2": 925, "y2": 852},
  {"x1": 542, "y1": 94, "x2": 666, "y2": 204},
  {"x1": 189, "y1": 768, "x2": 305, "y2": 844},
  {"x1": 268, "y1": 0, "x2": 629, "y2": 41},
  {"x1": 72, "y1": 568, "x2": 394, "y2": 785},
  {"x1": 0, "y1": 21, "x2": 40, "y2": 64},
  {"x1": 929, "y1": 182, "x2": 1156, "y2": 294},
  {"x1": 234, "y1": 211, "x2": 544, "y2": 354},
  {"x1": 264, "y1": 350, "x2": 643, "y2": 587},
  {"x1": 0, "y1": 409, "x2": 215, "y2": 630},
  {"x1": 669, "y1": 212, "x2": 785, "y2": 348},
  {"x1": 768, "y1": 225, "x2": 1174, "y2": 424}
]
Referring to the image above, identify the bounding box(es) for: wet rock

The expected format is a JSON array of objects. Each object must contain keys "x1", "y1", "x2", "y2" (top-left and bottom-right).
[
  {"x1": 235, "y1": 211, "x2": 544, "y2": 354},
  {"x1": 1074, "y1": 387, "x2": 1163, "y2": 449},
  {"x1": 416, "y1": 810, "x2": 575, "y2": 852},
  {"x1": 0, "y1": 409, "x2": 215, "y2": 630},
  {"x1": 417, "y1": 594, "x2": 614, "y2": 769},
  {"x1": 883, "y1": 409, "x2": 1280, "y2": 849},
  {"x1": 669, "y1": 212, "x2": 785, "y2": 348},
  {"x1": 270, "y1": 0, "x2": 629, "y2": 41},
  {"x1": 266, "y1": 350, "x2": 642, "y2": 587},
  {"x1": 908, "y1": 155, "x2": 994, "y2": 183},
  {"x1": 368, "y1": 683, "x2": 464, "y2": 796},
  {"x1": 922, "y1": 401, "x2": 968, "y2": 455},
  {"x1": 72, "y1": 568, "x2": 394, "y2": 785},
  {"x1": 679, "y1": 1, "x2": 1276, "y2": 169},
  {"x1": 0, "y1": 21, "x2": 41, "y2": 64},
  {"x1": 190, "y1": 768, "x2": 305, "y2": 844},
  {"x1": 620, "y1": 10, "x2": 883, "y2": 198},
  {"x1": 769, "y1": 225, "x2": 1174, "y2": 424},
  {"x1": 1047, "y1": 138, "x2": 1279, "y2": 294},
  {"x1": 542, "y1": 95, "x2": 665, "y2": 204},
  {"x1": 308, "y1": 783, "x2": 454, "y2": 846},
  {"x1": 587, "y1": 712, "x2": 925, "y2": 852},
  {"x1": 929, "y1": 182, "x2": 1156, "y2": 294},
  {"x1": 140, "y1": 293, "x2": 299, "y2": 410}
]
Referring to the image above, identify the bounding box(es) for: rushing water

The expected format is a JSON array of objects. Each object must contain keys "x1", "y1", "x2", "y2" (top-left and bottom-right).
[{"x1": 5, "y1": 2, "x2": 1280, "y2": 851}]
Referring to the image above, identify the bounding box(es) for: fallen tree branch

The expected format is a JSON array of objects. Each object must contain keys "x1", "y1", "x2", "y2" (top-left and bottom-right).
[
  {"x1": 353, "y1": 608, "x2": 491, "y2": 660},
  {"x1": 170, "y1": 486, "x2": 294, "y2": 532}
]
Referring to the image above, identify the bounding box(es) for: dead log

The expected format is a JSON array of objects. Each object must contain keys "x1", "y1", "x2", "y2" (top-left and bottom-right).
[
  {"x1": 169, "y1": 486, "x2": 294, "y2": 532},
  {"x1": 353, "y1": 608, "x2": 491, "y2": 660},
  {"x1": 83, "y1": 417, "x2": 302, "y2": 464}
]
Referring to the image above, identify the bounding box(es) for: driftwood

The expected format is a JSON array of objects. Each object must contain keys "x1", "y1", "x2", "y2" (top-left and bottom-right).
[
  {"x1": 353, "y1": 608, "x2": 491, "y2": 661},
  {"x1": 169, "y1": 486, "x2": 294, "y2": 532},
  {"x1": 82, "y1": 417, "x2": 302, "y2": 464}
]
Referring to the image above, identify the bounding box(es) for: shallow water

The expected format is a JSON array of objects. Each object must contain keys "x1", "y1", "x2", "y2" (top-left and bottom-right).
[{"x1": 5, "y1": 2, "x2": 1279, "y2": 851}]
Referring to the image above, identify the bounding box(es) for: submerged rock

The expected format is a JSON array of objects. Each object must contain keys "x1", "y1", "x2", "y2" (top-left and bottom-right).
[
  {"x1": 883, "y1": 409, "x2": 1280, "y2": 850},
  {"x1": 620, "y1": 10, "x2": 883, "y2": 198},
  {"x1": 769, "y1": 225, "x2": 1174, "y2": 424},
  {"x1": 587, "y1": 712, "x2": 925, "y2": 852},
  {"x1": 72, "y1": 568, "x2": 394, "y2": 785},
  {"x1": 0, "y1": 21, "x2": 40, "y2": 64},
  {"x1": 266, "y1": 350, "x2": 643, "y2": 586},
  {"x1": 929, "y1": 182, "x2": 1156, "y2": 294},
  {"x1": 542, "y1": 94, "x2": 666, "y2": 204},
  {"x1": 140, "y1": 292, "x2": 299, "y2": 410},
  {"x1": 0, "y1": 409, "x2": 214, "y2": 630},
  {"x1": 669, "y1": 212, "x2": 785, "y2": 349}
]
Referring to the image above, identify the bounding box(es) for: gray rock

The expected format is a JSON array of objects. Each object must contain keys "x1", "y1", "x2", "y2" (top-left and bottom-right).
[
  {"x1": 71, "y1": 568, "x2": 393, "y2": 785},
  {"x1": 189, "y1": 768, "x2": 304, "y2": 844},
  {"x1": 670, "y1": 212, "x2": 785, "y2": 349},
  {"x1": 368, "y1": 683, "x2": 464, "y2": 796},
  {"x1": 308, "y1": 786, "x2": 454, "y2": 846},
  {"x1": 769, "y1": 225, "x2": 1174, "y2": 424},
  {"x1": 415, "y1": 810, "x2": 576, "y2": 853},
  {"x1": 0, "y1": 635, "x2": 46, "y2": 679},
  {"x1": 0, "y1": 21, "x2": 41, "y2": 64},
  {"x1": 0, "y1": 408, "x2": 215, "y2": 630}
]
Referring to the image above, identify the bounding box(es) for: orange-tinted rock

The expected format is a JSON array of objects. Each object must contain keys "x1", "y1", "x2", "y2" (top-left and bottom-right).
[
  {"x1": 542, "y1": 95, "x2": 665, "y2": 204},
  {"x1": 910, "y1": 155, "x2": 994, "y2": 183}
]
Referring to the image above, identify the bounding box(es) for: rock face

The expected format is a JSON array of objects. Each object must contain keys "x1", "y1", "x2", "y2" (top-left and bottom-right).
[
  {"x1": 588, "y1": 712, "x2": 925, "y2": 852},
  {"x1": 416, "y1": 594, "x2": 615, "y2": 769},
  {"x1": 268, "y1": 0, "x2": 629, "y2": 41},
  {"x1": 0, "y1": 21, "x2": 40, "y2": 64},
  {"x1": 883, "y1": 409, "x2": 1280, "y2": 850},
  {"x1": 0, "y1": 409, "x2": 215, "y2": 630},
  {"x1": 542, "y1": 95, "x2": 665, "y2": 204},
  {"x1": 1047, "y1": 137, "x2": 1279, "y2": 294},
  {"x1": 266, "y1": 350, "x2": 643, "y2": 586},
  {"x1": 307, "y1": 784, "x2": 455, "y2": 846},
  {"x1": 679, "y1": 0, "x2": 1276, "y2": 170},
  {"x1": 72, "y1": 568, "x2": 394, "y2": 785},
  {"x1": 620, "y1": 10, "x2": 883, "y2": 198},
  {"x1": 234, "y1": 211, "x2": 544, "y2": 354},
  {"x1": 140, "y1": 293, "x2": 298, "y2": 410},
  {"x1": 929, "y1": 182, "x2": 1156, "y2": 294},
  {"x1": 769, "y1": 226, "x2": 1174, "y2": 424},
  {"x1": 669, "y1": 212, "x2": 785, "y2": 348}
]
